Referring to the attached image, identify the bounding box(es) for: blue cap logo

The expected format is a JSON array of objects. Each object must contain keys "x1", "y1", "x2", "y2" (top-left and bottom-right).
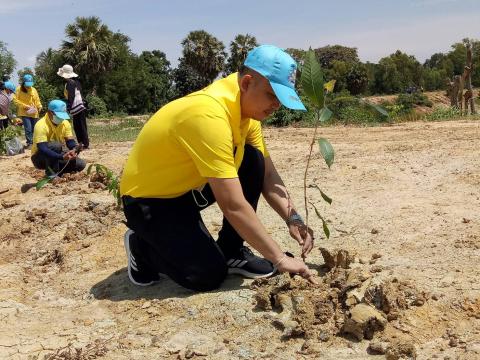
[{"x1": 244, "y1": 45, "x2": 306, "y2": 111}]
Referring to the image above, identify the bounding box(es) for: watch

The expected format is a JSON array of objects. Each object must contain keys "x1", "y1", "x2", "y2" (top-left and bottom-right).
[{"x1": 286, "y1": 213, "x2": 304, "y2": 226}]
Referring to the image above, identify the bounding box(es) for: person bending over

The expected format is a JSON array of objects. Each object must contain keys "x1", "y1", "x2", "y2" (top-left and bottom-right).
[
  {"x1": 120, "y1": 45, "x2": 317, "y2": 291},
  {"x1": 31, "y1": 99, "x2": 85, "y2": 177}
]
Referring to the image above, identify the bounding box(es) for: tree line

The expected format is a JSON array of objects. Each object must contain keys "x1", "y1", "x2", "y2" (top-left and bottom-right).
[{"x1": 0, "y1": 16, "x2": 478, "y2": 116}]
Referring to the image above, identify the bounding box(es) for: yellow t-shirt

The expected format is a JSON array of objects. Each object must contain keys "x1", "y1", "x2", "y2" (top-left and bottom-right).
[
  {"x1": 31, "y1": 115, "x2": 73, "y2": 155},
  {"x1": 120, "y1": 73, "x2": 269, "y2": 199},
  {"x1": 13, "y1": 86, "x2": 42, "y2": 118}
]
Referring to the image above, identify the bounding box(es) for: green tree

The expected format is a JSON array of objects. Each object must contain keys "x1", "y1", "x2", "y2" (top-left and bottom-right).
[
  {"x1": 34, "y1": 48, "x2": 65, "y2": 96},
  {"x1": 346, "y1": 62, "x2": 369, "y2": 95},
  {"x1": 374, "y1": 51, "x2": 423, "y2": 94},
  {"x1": 286, "y1": 48, "x2": 306, "y2": 65},
  {"x1": 172, "y1": 60, "x2": 205, "y2": 98},
  {"x1": 314, "y1": 45, "x2": 359, "y2": 69},
  {"x1": 61, "y1": 16, "x2": 118, "y2": 93},
  {"x1": 0, "y1": 41, "x2": 16, "y2": 80},
  {"x1": 180, "y1": 30, "x2": 226, "y2": 86},
  {"x1": 224, "y1": 34, "x2": 258, "y2": 75}
]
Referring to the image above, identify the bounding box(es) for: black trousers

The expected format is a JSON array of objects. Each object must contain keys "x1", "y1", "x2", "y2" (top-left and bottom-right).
[
  {"x1": 123, "y1": 144, "x2": 265, "y2": 291},
  {"x1": 0, "y1": 118, "x2": 8, "y2": 130},
  {"x1": 72, "y1": 110, "x2": 89, "y2": 148},
  {"x1": 31, "y1": 142, "x2": 86, "y2": 175}
]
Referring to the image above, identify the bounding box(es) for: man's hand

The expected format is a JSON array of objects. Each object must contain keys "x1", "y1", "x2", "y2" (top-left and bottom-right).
[
  {"x1": 63, "y1": 150, "x2": 77, "y2": 160},
  {"x1": 288, "y1": 222, "x2": 315, "y2": 259},
  {"x1": 276, "y1": 256, "x2": 317, "y2": 284}
]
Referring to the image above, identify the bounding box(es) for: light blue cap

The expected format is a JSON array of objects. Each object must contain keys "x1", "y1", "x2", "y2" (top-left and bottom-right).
[
  {"x1": 48, "y1": 99, "x2": 70, "y2": 120},
  {"x1": 3, "y1": 81, "x2": 16, "y2": 93},
  {"x1": 23, "y1": 74, "x2": 34, "y2": 87},
  {"x1": 244, "y1": 45, "x2": 306, "y2": 111}
]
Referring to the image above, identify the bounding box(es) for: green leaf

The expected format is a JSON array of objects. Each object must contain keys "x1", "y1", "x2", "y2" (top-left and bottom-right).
[
  {"x1": 319, "y1": 107, "x2": 333, "y2": 123},
  {"x1": 360, "y1": 99, "x2": 389, "y2": 117},
  {"x1": 309, "y1": 202, "x2": 330, "y2": 239},
  {"x1": 35, "y1": 177, "x2": 52, "y2": 191},
  {"x1": 87, "y1": 164, "x2": 93, "y2": 175},
  {"x1": 313, "y1": 184, "x2": 332, "y2": 204},
  {"x1": 301, "y1": 49, "x2": 324, "y2": 108},
  {"x1": 317, "y1": 138, "x2": 334, "y2": 168}
]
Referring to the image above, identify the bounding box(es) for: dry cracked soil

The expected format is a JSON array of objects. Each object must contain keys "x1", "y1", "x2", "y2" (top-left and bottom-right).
[{"x1": 0, "y1": 120, "x2": 479, "y2": 359}]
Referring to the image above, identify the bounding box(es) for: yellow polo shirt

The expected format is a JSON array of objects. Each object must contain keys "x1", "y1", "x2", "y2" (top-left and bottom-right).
[
  {"x1": 120, "y1": 73, "x2": 269, "y2": 199},
  {"x1": 31, "y1": 115, "x2": 73, "y2": 155}
]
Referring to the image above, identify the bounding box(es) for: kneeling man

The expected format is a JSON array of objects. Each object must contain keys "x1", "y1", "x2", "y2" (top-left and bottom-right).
[{"x1": 31, "y1": 99, "x2": 85, "y2": 177}]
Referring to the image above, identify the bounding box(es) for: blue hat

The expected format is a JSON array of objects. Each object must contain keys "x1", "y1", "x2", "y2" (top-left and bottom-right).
[
  {"x1": 244, "y1": 45, "x2": 306, "y2": 111},
  {"x1": 23, "y1": 74, "x2": 34, "y2": 87},
  {"x1": 3, "y1": 81, "x2": 16, "y2": 93},
  {"x1": 48, "y1": 99, "x2": 70, "y2": 120}
]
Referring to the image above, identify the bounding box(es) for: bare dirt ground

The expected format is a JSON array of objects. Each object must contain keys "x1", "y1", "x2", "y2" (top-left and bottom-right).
[{"x1": 0, "y1": 120, "x2": 479, "y2": 359}]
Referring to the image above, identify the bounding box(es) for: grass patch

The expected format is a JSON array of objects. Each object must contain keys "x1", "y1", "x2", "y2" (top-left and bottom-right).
[{"x1": 89, "y1": 117, "x2": 146, "y2": 143}]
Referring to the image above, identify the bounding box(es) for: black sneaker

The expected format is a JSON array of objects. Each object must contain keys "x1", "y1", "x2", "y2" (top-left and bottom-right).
[
  {"x1": 227, "y1": 246, "x2": 276, "y2": 279},
  {"x1": 124, "y1": 230, "x2": 160, "y2": 286}
]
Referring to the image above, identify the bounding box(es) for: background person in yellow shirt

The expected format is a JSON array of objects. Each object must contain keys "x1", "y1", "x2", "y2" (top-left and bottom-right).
[
  {"x1": 120, "y1": 45, "x2": 316, "y2": 291},
  {"x1": 13, "y1": 74, "x2": 42, "y2": 149},
  {"x1": 31, "y1": 99, "x2": 86, "y2": 177}
]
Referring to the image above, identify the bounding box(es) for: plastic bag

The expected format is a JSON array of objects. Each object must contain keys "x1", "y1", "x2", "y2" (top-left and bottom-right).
[
  {"x1": 5, "y1": 137, "x2": 24, "y2": 156},
  {"x1": 26, "y1": 106, "x2": 36, "y2": 115}
]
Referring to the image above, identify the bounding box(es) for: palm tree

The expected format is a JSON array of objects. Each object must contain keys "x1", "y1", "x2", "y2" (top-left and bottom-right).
[
  {"x1": 61, "y1": 16, "x2": 117, "y2": 92},
  {"x1": 224, "y1": 34, "x2": 258, "y2": 76},
  {"x1": 180, "y1": 30, "x2": 226, "y2": 86}
]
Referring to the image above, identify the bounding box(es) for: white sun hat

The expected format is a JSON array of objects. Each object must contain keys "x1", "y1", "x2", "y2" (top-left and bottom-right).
[{"x1": 57, "y1": 64, "x2": 78, "y2": 79}]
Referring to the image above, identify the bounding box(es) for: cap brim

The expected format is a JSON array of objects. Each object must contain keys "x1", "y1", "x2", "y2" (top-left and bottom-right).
[
  {"x1": 24, "y1": 82, "x2": 34, "y2": 87},
  {"x1": 54, "y1": 111, "x2": 70, "y2": 120},
  {"x1": 270, "y1": 82, "x2": 306, "y2": 111}
]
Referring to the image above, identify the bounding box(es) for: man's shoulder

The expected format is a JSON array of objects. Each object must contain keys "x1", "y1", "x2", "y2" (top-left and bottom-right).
[{"x1": 34, "y1": 117, "x2": 49, "y2": 132}]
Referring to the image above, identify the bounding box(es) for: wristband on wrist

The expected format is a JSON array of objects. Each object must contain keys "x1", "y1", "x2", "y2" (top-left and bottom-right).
[
  {"x1": 286, "y1": 213, "x2": 304, "y2": 226},
  {"x1": 273, "y1": 254, "x2": 287, "y2": 268}
]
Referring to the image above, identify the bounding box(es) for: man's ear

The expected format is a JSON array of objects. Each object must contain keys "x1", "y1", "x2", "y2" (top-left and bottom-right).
[{"x1": 239, "y1": 74, "x2": 254, "y2": 93}]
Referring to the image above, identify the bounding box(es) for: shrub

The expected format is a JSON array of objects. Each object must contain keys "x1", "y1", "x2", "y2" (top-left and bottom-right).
[
  {"x1": 425, "y1": 107, "x2": 461, "y2": 121},
  {"x1": 85, "y1": 94, "x2": 108, "y2": 117},
  {"x1": 336, "y1": 105, "x2": 382, "y2": 124},
  {"x1": 329, "y1": 95, "x2": 358, "y2": 116},
  {"x1": 396, "y1": 93, "x2": 433, "y2": 111}
]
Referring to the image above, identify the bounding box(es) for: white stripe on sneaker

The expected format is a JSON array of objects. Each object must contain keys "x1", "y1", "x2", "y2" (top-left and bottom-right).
[
  {"x1": 237, "y1": 260, "x2": 247, "y2": 267},
  {"x1": 231, "y1": 259, "x2": 241, "y2": 267},
  {"x1": 227, "y1": 259, "x2": 235, "y2": 266}
]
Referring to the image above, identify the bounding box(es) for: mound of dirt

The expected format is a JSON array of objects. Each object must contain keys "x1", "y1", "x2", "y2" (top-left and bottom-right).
[{"x1": 252, "y1": 248, "x2": 426, "y2": 356}]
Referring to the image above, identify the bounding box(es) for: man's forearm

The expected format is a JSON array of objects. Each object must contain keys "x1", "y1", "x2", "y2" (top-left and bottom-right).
[
  {"x1": 262, "y1": 171, "x2": 299, "y2": 222},
  {"x1": 220, "y1": 199, "x2": 284, "y2": 263}
]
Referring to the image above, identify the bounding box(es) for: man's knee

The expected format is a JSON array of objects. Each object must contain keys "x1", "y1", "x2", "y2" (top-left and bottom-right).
[
  {"x1": 182, "y1": 262, "x2": 228, "y2": 291},
  {"x1": 75, "y1": 158, "x2": 86, "y2": 172}
]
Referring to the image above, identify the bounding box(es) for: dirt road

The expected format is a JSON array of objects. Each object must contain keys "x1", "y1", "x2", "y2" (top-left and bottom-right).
[{"x1": 0, "y1": 120, "x2": 479, "y2": 359}]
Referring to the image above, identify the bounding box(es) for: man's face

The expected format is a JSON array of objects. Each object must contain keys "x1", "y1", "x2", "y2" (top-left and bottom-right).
[{"x1": 239, "y1": 73, "x2": 281, "y2": 121}]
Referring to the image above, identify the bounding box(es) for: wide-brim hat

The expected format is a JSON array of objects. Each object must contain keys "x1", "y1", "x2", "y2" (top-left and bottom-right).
[
  {"x1": 57, "y1": 64, "x2": 78, "y2": 79},
  {"x1": 244, "y1": 45, "x2": 306, "y2": 111}
]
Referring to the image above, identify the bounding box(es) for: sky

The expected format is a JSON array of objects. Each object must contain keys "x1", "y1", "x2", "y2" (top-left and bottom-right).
[{"x1": 1, "y1": 0, "x2": 479, "y2": 82}]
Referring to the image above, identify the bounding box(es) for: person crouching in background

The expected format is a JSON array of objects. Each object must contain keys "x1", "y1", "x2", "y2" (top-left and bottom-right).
[
  {"x1": 57, "y1": 64, "x2": 89, "y2": 149},
  {"x1": 31, "y1": 99, "x2": 85, "y2": 178},
  {"x1": 13, "y1": 74, "x2": 42, "y2": 149}
]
